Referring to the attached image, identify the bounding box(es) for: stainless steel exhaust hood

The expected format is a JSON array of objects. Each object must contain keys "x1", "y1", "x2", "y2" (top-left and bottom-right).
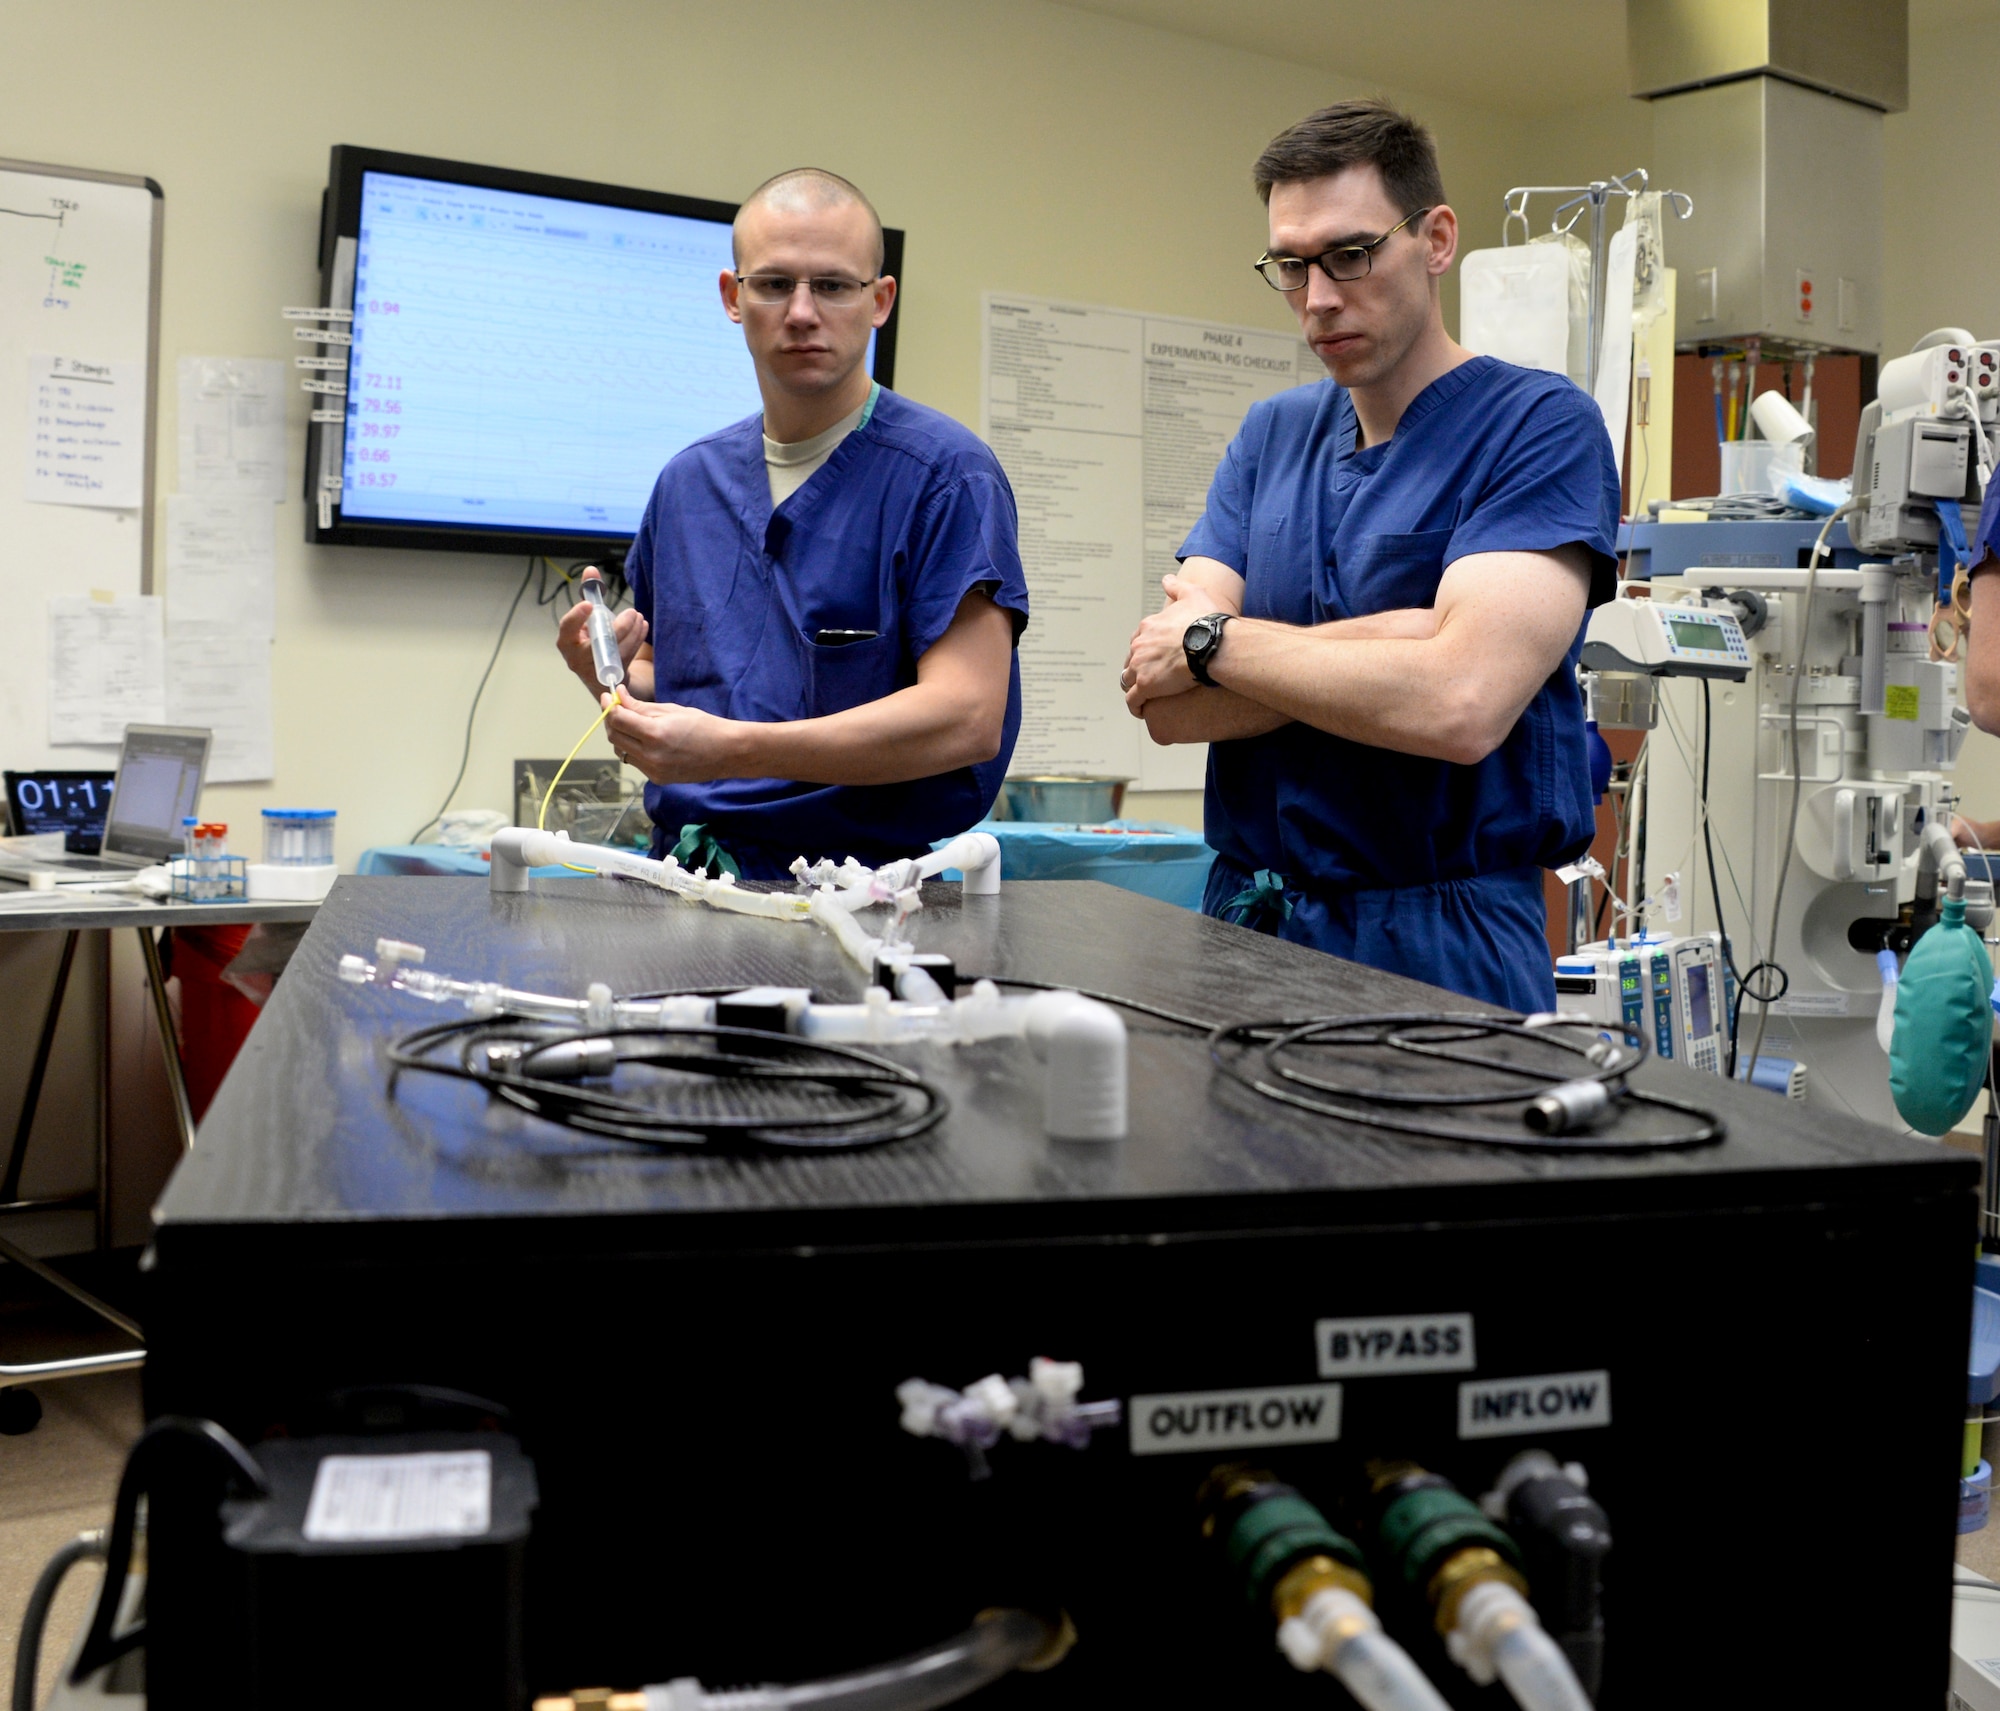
[{"x1": 1630, "y1": 0, "x2": 1906, "y2": 355}]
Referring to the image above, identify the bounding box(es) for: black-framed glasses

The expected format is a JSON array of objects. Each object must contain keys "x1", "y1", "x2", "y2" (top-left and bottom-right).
[
  {"x1": 736, "y1": 272, "x2": 880, "y2": 307},
  {"x1": 1253, "y1": 206, "x2": 1433, "y2": 292}
]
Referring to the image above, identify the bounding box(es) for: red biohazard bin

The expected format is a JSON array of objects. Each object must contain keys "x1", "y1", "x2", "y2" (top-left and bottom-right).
[{"x1": 168, "y1": 925, "x2": 261, "y2": 1123}]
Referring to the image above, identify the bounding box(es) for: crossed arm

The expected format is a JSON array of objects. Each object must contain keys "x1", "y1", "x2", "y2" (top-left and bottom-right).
[
  {"x1": 556, "y1": 589, "x2": 1015, "y2": 785},
  {"x1": 1123, "y1": 546, "x2": 1594, "y2": 766}
]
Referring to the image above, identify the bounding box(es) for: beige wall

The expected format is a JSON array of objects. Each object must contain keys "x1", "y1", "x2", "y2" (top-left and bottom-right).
[{"x1": 0, "y1": 0, "x2": 1540, "y2": 857}]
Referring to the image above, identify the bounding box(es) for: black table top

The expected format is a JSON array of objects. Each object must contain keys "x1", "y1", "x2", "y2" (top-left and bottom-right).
[{"x1": 153, "y1": 877, "x2": 1972, "y2": 1246}]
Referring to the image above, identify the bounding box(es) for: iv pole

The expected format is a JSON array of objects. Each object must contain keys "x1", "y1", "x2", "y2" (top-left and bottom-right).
[
  {"x1": 1502, "y1": 170, "x2": 1692, "y2": 953},
  {"x1": 1500, "y1": 169, "x2": 1692, "y2": 399}
]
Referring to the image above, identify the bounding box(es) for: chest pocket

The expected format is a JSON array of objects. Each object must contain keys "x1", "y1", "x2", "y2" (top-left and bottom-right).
[
  {"x1": 804, "y1": 631, "x2": 901, "y2": 718},
  {"x1": 1330, "y1": 527, "x2": 1455, "y2": 618}
]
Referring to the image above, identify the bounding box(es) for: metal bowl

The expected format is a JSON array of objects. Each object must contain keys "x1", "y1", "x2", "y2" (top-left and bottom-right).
[{"x1": 995, "y1": 776, "x2": 1129, "y2": 824}]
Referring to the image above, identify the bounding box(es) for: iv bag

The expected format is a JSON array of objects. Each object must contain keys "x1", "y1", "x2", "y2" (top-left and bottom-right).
[
  {"x1": 1531, "y1": 229, "x2": 1592, "y2": 388},
  {"x1": 1459, "y1": 244, "x2": 1569, "y2": 376},
  {"x1": 1625, "y1": 191, "x2": 1667, "y2": 338}
]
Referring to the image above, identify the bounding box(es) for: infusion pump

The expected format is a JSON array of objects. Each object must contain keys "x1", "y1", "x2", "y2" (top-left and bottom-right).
[
  {"x1": 1580, "y1": 599, "x2": 1750, "y2": 681},
  {"x1": 1555, "y1": 932, "x2": 1728, "y2": 1076}
]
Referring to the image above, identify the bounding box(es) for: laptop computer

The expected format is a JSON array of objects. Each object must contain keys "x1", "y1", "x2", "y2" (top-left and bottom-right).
[
  {"x1": 4, "y1": 768, "x2": 116, "y2": 851},
  {"x1": 0, "y1": 725, "x2": 211, "y2": 884}
]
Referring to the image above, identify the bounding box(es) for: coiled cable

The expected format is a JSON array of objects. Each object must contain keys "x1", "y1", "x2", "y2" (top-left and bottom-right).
[
  {"x1": 388, "y1": 1017, "x2": 947, "y2": 1151},
  {"x1": 1207, "y1": 1012, "x2": 1724, "y2": 1151}
]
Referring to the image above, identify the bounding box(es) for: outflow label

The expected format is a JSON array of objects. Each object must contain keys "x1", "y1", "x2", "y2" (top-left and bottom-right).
[
  {"x1": 1458, "y1": 1371, "x2": 1611, "y2": 1439},
  {"x1": 1128, "y1": 1383, "x2": 1343, "y2": 1456}
]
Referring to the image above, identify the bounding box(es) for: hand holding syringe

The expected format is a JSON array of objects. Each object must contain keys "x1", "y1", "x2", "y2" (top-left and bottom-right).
[
  {"x1": 556, "y1": 566, "x2": 649, "y2": 697},
  {"x1": 580, "y1": 569, "x2": 625, "y2": 689}
]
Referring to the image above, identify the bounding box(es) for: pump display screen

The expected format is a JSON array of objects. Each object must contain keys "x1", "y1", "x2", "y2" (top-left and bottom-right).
[
  {"x1": 1686, "y1": 962, "x2": 1714, "y2": 1039},
  {"x1": 1668, "y1": 616, "x2": 1731, "y2": 653}
]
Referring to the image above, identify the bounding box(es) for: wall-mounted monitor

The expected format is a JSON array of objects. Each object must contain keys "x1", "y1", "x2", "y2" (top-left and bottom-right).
[{"x1": 303, "y1": 145, "x2": 903, "y2": 558}]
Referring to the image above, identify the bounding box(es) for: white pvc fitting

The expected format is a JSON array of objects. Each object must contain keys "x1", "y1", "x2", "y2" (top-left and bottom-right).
[
  {"x1": 488, "y1": 825, "x2": 540, "y2": 893},
  {"x1": 921, "y1": 831, "x2": 1002, "y2": 895},
  {"x1": 1024, "y1": 991, "x2": 1127, "y2": 1140},
  {"x1": 1749, "y1": 387, "x2": 1814, "y2": 446}
]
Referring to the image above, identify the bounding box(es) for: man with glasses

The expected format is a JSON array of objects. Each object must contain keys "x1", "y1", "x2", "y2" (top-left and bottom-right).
[
  {"x1": 1120, "y1": 101, "x2": 1618, "y2": 1012},
  {"x1": 557, "y1": 168, "x2": 1027, "y2": 879}
]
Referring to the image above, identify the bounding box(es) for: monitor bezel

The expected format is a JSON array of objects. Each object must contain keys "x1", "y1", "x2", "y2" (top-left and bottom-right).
[{"x1": 304, "y1": 144, "x2": 904, "y2": 559}]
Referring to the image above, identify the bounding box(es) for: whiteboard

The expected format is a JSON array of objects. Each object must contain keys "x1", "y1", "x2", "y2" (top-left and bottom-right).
[{"x1": 0, "y1": 159, "x2": 162, "y2": 770}]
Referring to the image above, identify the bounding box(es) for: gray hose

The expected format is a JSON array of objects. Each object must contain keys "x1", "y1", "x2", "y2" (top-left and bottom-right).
[
  {"x1": 666, "y1": 1610, "x2": 1058, "y2": 1711},
  {"x1": 12, "y1": 1530, "x2": 106, "y2": 1711}
]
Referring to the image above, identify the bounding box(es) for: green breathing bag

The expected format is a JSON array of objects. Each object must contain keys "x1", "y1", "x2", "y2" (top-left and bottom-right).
[{"x1": 1890, "y1": 894, "x2": 1995, "y2": 1136}]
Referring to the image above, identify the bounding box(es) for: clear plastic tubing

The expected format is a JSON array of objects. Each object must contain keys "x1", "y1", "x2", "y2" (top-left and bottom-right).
[
  {"x1": 581, "y1": 572, "x2": 625, "y2": 690},
  {"x1": 1332, "y1": 1630, "x2": 1456, "y2": 1711},
  {"x1": 262, "y1": 808, "x2": 337, "y2": 866},
  {"x1": 1491, "y1": 1622, "x2": 1594, "y2": 1711},
  {"x1": 674, "y1": 1609, "x2": 1053, "y2": 1711}
]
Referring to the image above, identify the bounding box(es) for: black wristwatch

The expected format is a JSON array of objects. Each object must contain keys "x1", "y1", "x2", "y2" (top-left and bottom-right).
[{"x1": 1184, "y1": 612, "x2": 1232, "y2": 686}]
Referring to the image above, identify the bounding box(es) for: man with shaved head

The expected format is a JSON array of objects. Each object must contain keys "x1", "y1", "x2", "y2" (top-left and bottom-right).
[{"x1": 557, "y1": 168, "x2": 1028, "y2": 879}]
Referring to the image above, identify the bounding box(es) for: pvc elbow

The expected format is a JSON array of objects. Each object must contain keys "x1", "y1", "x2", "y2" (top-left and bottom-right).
[
  {"x1": 922, "y1": 831, "x2": 1001, "y2": 894},
  {"x1": 1024, "y1": 992, "x2": 1127, "y2": 1140},
  {"x1": 489, "y1": 826, "x2": 539, "y2": 892}
]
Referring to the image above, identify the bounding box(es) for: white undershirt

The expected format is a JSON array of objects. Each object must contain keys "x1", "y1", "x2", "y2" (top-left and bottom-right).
[{"x1": 764, "y1": 385, "x2": 877, "y2": 507}]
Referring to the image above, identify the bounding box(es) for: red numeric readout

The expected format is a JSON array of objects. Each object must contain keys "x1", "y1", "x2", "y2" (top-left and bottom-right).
[{"x1": 355, "y1": 373, "x2": 406, "y2": 483}]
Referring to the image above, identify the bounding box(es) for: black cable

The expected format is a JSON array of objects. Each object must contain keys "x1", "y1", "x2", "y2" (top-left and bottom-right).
[
  {"x1": 388, "y1": 1017, "x2": 947, "y2": 1150},
  {"x1": 409, "y1": 556, "x2": 537, "y2": 843},
  {"x1": 1208, "y1": 1011, "x2": 1725, "y2": 1151},
  {"x1": 13, "y1": 1531, "x2": 105, "y2": 1711}
]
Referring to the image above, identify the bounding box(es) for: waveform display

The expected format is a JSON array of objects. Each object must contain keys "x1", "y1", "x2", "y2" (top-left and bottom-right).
[{"x1": 340, "y1": 172, "x2": 765, "y2": 533}]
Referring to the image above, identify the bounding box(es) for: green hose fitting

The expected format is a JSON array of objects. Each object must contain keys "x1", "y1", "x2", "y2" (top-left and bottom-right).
[
  {"x1": 1197, "y1": 1465, "x2": 1370, "y2": 1614},
  {"x1": 1368, "y1": 1466, "x2": 1527, "y2": 1630}
]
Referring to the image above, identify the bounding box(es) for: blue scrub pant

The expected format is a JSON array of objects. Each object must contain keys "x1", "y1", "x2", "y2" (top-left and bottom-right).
[{"x1": 1203, "y1": 854, "x2": 1557, "y2": 1015}]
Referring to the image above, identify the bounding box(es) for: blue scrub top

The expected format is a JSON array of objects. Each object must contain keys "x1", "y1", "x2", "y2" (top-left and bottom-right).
[
  {"x1": 625, "y1": 387, "x2": 1030, "y2": 877},
  {"x1": 1974, "y1": 470, "x2": 2000, "y2": 567},
  {"x1": 1180, "y1": 356, "x2": 1620, "y2": 896}
]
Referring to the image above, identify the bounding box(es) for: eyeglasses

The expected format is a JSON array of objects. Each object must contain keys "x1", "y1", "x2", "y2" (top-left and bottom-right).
[
  {"x1": 1253, "y1": 207, "x2": 1433, "y2": 292},
  {"x1": 735, "y1": 273, "x2": 880, "y2": 307}
]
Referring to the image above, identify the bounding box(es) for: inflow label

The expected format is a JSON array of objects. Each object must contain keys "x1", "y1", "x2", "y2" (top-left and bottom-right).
[
  {"x1": 1458, "y1": 1370, "x2": 1612, "y2": 1439},
  {"x1": 1128, "y1": 1383, "x2": 1343, "y2": 1456},
  {"x1": 1315, "y1": 1313, "x2": 1475, "y2": 1377}
]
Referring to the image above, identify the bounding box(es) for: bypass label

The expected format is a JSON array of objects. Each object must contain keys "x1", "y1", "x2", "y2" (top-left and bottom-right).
[
  {"x1": 1458, "y1": 1370, "x2": 1611, "y2": 1439},
  {"x1": 1315, "y1": 1313, "x2": 1475, "y2": 1377},
  {"x1": 1128, "y1": 1383, "x2": 1343, "y2": 1456}
]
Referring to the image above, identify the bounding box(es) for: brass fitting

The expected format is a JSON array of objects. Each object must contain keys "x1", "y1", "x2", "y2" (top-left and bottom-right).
[
  {"x1": 531, "y1": 1692, "x2": 646, "y2": 1711},
  {"x1": 1196, "y1": 1462, "x2": 1265, "y2": 1540},
  {"x1": 1271, "y1": 1553, "x2": 1374, "y2": 1626},
  {"x1": 1427, "y1": 1545, "x2": 1529, "y2": 1637}
]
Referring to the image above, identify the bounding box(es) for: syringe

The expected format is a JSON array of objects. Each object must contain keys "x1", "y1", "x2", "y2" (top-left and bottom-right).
[{"x1": 579, "y1": 568, "x2": 625, "y2": 690}]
